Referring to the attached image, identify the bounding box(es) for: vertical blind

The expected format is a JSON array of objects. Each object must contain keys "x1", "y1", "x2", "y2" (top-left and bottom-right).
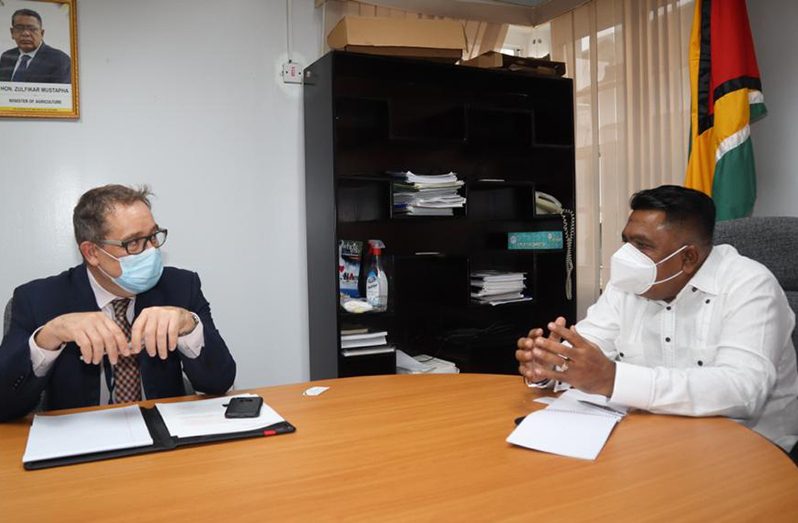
[{"x1": 551, "y1": 0, "x2": 693, "y2": 318}]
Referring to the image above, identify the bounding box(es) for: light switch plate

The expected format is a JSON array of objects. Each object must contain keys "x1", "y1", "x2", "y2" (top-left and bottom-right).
[{"x1": 282, "y1": 61, "x2": 303, "y2": 84}]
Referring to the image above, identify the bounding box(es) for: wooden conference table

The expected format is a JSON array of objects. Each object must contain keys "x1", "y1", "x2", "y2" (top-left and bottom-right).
[{"x1": 1, "y1": 374, "x2": 797, "y2": 521}]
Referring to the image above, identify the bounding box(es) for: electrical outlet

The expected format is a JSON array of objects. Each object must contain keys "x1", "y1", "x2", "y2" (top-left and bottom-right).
[{"x1": 282, "y1": 61, "x2": 303, "y2": 84}]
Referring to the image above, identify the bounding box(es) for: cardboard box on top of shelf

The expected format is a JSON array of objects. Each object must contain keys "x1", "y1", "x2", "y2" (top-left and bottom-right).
[
  {"x1": 327, "y1": 16, "x2": 466, "y2": 63},
  {"x1": 460, "y1": 51, "x2": 566, "y2": 77},
  {"x1": 460, "y1": 50, "x2": 505, "y2": 69}
]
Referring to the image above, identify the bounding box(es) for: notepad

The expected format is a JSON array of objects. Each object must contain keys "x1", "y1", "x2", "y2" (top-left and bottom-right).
[
  {"x1": 23, "y1": 405, "x2": 153, "y2": 463},
  {"x1": 548, "y1": 389, "x2": 628, "y2": 419},
  {"x1": 506, "y1": 389, "x2": 627, "y2": 460},
  {"x1": 507, "y1": 409, "x2": 618, "y2": 460}
]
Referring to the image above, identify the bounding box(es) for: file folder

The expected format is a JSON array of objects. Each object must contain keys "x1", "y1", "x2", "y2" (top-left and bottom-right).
[{"x1": 23, "y1": 400, "x2": 295, "y2": 471}]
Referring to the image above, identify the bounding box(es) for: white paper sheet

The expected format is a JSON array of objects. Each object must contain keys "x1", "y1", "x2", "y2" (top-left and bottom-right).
[
  {"x1": 22, "y1": 405, "x2": 153, "y2": 463},
  {"x1": 302, "y1": 386, "x2": 330, "y2": 396},
  {"x1": 548, "y1": 389, "x2": 628, "y2": 419},
  {"x1": 506, "y1": 409, "x2": 619, "y2": 460},
  {"x1": 155, "y1": 394, "x2": 284, "y2": 438}
]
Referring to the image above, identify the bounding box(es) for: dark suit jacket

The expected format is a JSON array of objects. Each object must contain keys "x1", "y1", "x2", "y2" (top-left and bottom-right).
[
  {"x1": 0, "y1": 265, "x2": 236, "y2": 421},
  {"x1": 0, "y1": 43, "x2": 71, "y2": 83}
]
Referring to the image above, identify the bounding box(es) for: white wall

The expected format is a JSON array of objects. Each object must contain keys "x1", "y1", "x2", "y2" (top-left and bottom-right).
[
  {"x1": 748, "y1": 0, "x2": 798, "y2": 217},
  {"x1": 0, "y1": 0, "x2": 323, "y2": 389}
]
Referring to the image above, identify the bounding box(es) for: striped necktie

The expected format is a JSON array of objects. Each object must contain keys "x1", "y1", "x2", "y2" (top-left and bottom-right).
[
  {"x1": 111, "y1": 298, "x2": 142, "y2": 403},
  {"x1": 11, "y1": 55, "x2": 30, "y2": 82}
]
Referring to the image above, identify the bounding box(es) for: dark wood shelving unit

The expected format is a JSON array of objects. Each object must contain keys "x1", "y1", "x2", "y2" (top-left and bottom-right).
[{"x1": 304, "y1": 51, "x2": 576, "y2": 379}]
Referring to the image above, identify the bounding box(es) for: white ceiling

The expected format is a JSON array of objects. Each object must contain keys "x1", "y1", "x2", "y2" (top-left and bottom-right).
[
  {"x1": 486, "y1": 0, "x2": 552, "y2": 7},
  {"x1": 345, "y1": 0, "x2": 589, "y2": 26}
]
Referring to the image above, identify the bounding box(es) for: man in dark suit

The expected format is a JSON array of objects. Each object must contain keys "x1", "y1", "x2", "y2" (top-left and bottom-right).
[
  {"x1": 0, "y1": 185, "x2": 236, "y2": 421},
  {"x1": 0, "y1": 8, "x2": 71, "y2": 83}
]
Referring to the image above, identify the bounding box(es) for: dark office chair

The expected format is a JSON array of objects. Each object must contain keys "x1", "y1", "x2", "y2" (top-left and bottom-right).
[
  {"x1": 714, "y1": 216, "x2": 798, "y2": 464},
  {"x1": 4, "y1": 295, "x2": 50, "y2": 412},
  {"x1": 714, "y1": 216, "x2": 798, "y2": 349}
]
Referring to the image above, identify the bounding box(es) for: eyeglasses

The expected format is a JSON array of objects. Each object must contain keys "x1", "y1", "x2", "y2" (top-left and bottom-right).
[
  {"x1": 11, "y1": 25, "x2": 41, "y2": 34},
  {"x1": 99, "y1": 229, "x2": 168, "y2": 255}
]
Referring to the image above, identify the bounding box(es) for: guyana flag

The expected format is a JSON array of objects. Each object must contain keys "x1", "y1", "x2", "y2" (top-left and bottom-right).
[{"x1": 685, "y1": 0, "x2": 766, "y2": 221}]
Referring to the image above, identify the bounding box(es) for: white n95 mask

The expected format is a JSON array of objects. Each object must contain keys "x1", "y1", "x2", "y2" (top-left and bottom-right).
[{"x1": 609, "y1": 243, "x2": 687, "y2": 295}]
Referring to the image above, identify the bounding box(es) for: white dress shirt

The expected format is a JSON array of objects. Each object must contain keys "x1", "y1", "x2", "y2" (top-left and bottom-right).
[
  {"x1": 28, "y1": 269, "x2": 204, "y2": 403},
  {"x1": 575, "y1": 244, "x2": 798, "y2": 451}
]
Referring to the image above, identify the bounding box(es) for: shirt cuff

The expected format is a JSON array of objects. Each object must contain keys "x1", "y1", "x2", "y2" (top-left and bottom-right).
[
  {"x1": 524, "y1": 378, "x2": 552, "y2": 389},
  {"x1": 609, "y1": 361, "x2": 655, "y2": 410},
  {"x1": 29, "y1": 327, "x2": 65, "y2": 377},
  {"x1": 176, "y1": 313, "x2": 204, "y2": 359}
]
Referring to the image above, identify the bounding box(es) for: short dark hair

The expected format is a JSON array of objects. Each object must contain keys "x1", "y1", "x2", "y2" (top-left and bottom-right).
[
  {"x1": 73, "y1": 185, "x2": 153, "y2": 244},
  {"x1": 12, "y1": 9, "x2": 42, "y2": 27},
  {"x1": 630, "y1": 185, "x2": 716, "y2": 246}
]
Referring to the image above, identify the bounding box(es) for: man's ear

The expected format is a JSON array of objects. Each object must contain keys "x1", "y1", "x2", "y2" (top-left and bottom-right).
[
  {"x1": 681, "y1": 245, "x2": 703, "y2": 275},
  {"x1": 80, "y1": 241, "x2": 100, "y2": 267}
]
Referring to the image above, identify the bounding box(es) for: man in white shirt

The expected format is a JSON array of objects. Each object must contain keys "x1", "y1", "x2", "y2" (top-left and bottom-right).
[{"x1": 516, "y1": 185, "x2": 798, "y2": 457}]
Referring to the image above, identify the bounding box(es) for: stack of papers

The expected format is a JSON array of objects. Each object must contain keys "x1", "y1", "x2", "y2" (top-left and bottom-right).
[
  {"x1": 396, "y1": 349, "x2": 459, "y2": 374},
  {"x1": 470, "y1": 270, "x2": 532, "y2": 305},
  {"x1": 340, "y1": 330, "x2": 394, "y2": 357},
  {"x1": 390, "y1": 171, "x2": 466, "y2": 216},
  {"x1": 390, "y1": 170, "x2": 460, "y2": 185},
  {"x1": 506, "y1": 389, "x2": 628, "y2": 460}
]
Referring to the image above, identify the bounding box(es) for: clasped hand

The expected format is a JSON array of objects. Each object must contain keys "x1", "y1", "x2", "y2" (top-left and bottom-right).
[
  {"x1": 515, "y1": 316, "x2": 616, "y2": 397},
  {"x1": 36, "y1": 306, "x2": 195, "y2": 364}
]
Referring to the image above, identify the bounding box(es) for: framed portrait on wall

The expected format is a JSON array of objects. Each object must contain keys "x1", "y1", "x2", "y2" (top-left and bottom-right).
[{"x1": 0, "y1": 0, "x2": 78, "y2": 118}]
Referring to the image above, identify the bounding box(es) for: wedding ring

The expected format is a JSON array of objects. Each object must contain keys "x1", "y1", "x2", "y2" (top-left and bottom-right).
[{"x1": 560, "y1": 361, "x2": 569, "y2": 372}]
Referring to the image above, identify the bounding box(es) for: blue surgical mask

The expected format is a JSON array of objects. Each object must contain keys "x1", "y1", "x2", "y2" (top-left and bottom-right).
[{"x1": 98, "y1": 246, "x2": 164, "y2": 294}]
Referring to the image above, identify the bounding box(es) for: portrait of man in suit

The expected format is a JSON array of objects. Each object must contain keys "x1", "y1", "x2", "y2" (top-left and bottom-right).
[{"x1": 0, "y1": 8, "x2": 71, "y2": 84}]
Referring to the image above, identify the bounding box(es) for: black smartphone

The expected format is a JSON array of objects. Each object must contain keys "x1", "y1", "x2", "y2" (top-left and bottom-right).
[{"x1": 224, "y1": 396, "x2": 263, "y2": 418}]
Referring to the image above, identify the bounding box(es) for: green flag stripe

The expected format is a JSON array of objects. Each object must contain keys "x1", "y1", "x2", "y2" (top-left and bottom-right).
[
  {"x1": 750, "y1": 101, "x2": 767, "y2": 122},
  {"x1": 713, "y1": 137, "x2": 757, "y2": 221}
]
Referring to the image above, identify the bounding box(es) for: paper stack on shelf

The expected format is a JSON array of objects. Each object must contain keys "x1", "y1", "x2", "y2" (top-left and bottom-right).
[
  {"x1": 396, "y1": 349, "x2": 459, "y2": 374},
  {"x1": 340, "y1": 330, "x2": 395, "y2": 357},
  {"x1": 390, "y1": 171, "x2": 466, "y2": 216},
  {"x1": 470, "y1": 270, "x2": 533, "y2": 306}
]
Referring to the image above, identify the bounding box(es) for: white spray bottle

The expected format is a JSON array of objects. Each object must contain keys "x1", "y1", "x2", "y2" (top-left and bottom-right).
[{"x1": 365, "y1": 239, "x2": 388, "y2": 312}]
